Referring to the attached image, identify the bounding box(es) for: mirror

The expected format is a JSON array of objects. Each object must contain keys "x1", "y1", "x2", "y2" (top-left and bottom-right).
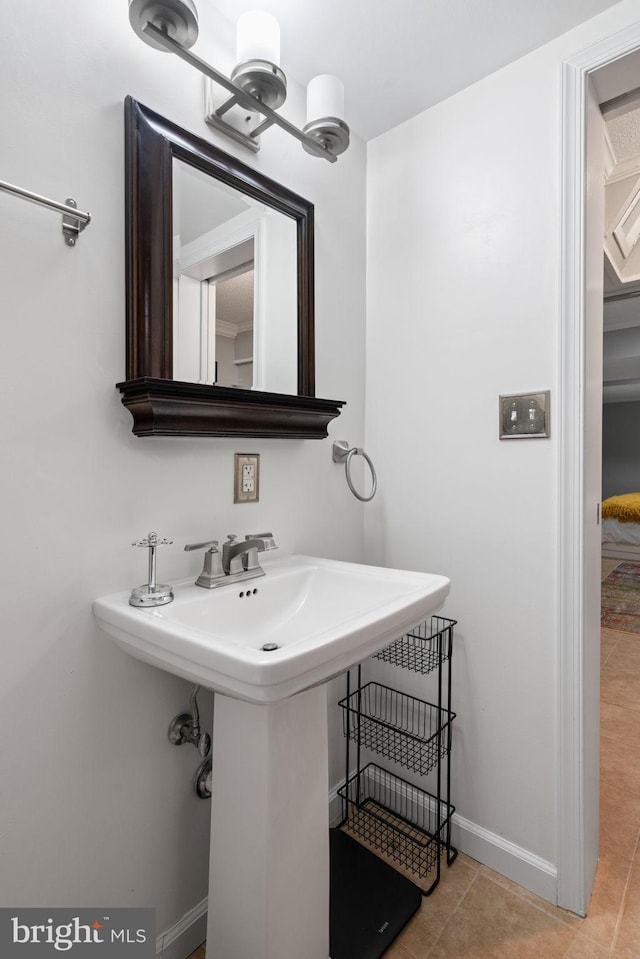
[
  {"x1": 172, "y1": 158, "x2": 297, "y2": 393},
  {"x1": 118, "y1": 97, "x2": 344, "y2": 437}
]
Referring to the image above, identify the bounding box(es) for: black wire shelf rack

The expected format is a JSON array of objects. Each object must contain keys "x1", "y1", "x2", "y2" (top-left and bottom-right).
[
  {"x1": 373, "y1": 615, "x2": 456, "y2": 675},
  {"x1": 339, "y1": 682, "x2": 456, "y2": 777},
  {"x1": 338, "y1": 763, "x2": 455, "y2": 895},
  {"x1": 338, "y1": 615, "x2": 458, "y2": 899}
]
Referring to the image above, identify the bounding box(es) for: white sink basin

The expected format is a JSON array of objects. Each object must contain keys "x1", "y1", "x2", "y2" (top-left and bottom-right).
[
  {"x1": 94, "y1": 552, "x2": 451, "y2": 957},
  {"x1": 93, "y1": 554, "x2": 450, "y2": 703}
]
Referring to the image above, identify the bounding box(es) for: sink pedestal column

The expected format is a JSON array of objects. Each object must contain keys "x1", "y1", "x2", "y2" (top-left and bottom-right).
[{"x1": 207, "y1": 684, "x2": 330, "y2": 959}]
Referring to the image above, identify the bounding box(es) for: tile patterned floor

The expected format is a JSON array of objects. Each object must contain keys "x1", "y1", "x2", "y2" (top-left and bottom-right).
[{"x1": 187, "y1": 559, "x2": 640, "y2": 958}]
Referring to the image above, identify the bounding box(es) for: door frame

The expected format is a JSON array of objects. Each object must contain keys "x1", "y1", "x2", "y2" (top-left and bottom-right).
[{"x1": 559, "y1": 20, "x2": 640, "y2": 914}]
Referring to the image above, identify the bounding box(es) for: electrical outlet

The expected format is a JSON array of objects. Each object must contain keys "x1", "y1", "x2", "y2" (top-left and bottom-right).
[
  {"x1": 234, "y1": 453, "x2": 260, "y2": 503},
  {"x1": 242, "y1": 463, "x2": 255, "y2": 493}
]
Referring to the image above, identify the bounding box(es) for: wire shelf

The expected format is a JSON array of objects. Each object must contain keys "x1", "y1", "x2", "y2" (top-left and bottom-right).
[
  {"x1": 339, "y1": 682, "x2": 455, "y2": 777},
  {"x1": 374, "y1": 616, "x2": 456, "y2": 675},
  {"x1": 338, "y1": 763, "x2": 455, "y2": 892}
]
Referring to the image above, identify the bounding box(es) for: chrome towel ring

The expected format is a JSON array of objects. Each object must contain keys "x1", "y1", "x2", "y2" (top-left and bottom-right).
[{"x1": 332, "y1": 440, "x2": 377, "y2": 502}]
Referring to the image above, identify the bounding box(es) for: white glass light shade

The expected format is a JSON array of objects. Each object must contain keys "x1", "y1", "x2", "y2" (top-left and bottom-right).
[
  {"x1": 306, "y1": 74, "x2": 345, "y2": 122},
  {"x1": 236, "y1": 10, "x2": 280, "y2": 65}
]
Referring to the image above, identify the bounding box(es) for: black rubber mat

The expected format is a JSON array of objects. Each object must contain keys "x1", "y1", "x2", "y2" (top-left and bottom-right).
[{"x1": 329, "y1": 828, "x2": 422, "y2": 959}]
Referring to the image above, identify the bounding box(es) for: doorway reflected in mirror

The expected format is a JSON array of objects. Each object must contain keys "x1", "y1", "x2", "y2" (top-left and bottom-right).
[{"x1": 172, "y1": 158, "x2": 296, "y2": 393}]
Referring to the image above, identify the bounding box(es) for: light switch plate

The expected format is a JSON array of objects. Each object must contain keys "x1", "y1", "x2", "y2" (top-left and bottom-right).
[
  {"x1": 234, "y1": 453, "x2": 260, "y2": 503},
  {"x1": 499, "y1": 391, "x2": 550, "y2": 439}
]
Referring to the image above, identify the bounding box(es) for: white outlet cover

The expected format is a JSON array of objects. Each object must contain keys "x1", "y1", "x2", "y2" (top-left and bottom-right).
[{"x1": 234, "y1": 453, "x2": 260, "y2": 502}]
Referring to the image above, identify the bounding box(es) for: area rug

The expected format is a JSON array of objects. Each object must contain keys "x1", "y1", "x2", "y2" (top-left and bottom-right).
[{"x1": 601, "y1": 562, "x2": 640, "y2": 633}]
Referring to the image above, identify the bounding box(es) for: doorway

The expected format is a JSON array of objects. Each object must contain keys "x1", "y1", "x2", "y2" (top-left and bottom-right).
[{"x1": 559, "y1": 27, "x2": 640, "y2": 915}]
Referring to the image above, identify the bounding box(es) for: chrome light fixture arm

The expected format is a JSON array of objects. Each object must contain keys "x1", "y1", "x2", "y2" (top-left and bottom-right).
[{"x1": 142, "y1": 21, "x2": 338, "y2": 162}]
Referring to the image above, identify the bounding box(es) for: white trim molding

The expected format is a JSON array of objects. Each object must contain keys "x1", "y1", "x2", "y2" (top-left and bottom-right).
[
  {"x1": 156, "y1": 897, "x2": 207, "y2": 959},
  {"x1": 559, "y1": 48, "x2": 589, "y2": 920},
  {"x1": 450, "y1": 814, "x2": 557, "y2": 904},
  {"x1": 329, "y1": 778, "x2": 557, "y2": 903},
  {"x1": 559, "y1": 19, "x2": 640, "y2": 916}
]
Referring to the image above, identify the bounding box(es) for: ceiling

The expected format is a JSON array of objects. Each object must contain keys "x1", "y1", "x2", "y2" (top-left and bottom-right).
[
  {"x1": 607, "y1": 105, "x2": 640, "y2": 161},
  {"x1": 208, "y1": 0, "x2": 622, "y2": 141},
  {"x1": 604, "y1": 94, "x2": 640, "y2": 298}
]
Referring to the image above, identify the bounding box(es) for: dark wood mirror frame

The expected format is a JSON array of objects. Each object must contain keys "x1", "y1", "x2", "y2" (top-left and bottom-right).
[{"x1": 118, "y1": 98, "x2": 345, "y2": 437}]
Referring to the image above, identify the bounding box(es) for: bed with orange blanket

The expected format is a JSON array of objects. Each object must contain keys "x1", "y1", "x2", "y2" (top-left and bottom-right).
[{"x1": 602, "y1": 493, "x2": 640, "y2": 558}]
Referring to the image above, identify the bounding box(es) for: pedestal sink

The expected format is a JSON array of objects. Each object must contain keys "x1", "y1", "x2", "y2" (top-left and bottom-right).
[{"x1": 94, "y1": 554, "x2": 450, "y2": 959}]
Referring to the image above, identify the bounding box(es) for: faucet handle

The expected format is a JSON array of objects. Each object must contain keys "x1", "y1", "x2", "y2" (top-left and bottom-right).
[
  {"x1": 185, "y1": 540, "x2": 226, "y2": 587},
  {"x1": 184, "y1": 539, "x2": 219, "y2": 552},
  {"x1": 245, "y1": 532, "x2": 277, "y2": 550}
]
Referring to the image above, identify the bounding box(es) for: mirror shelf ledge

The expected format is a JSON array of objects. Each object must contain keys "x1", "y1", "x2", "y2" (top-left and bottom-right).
[{"x1": 117, "y1": 377, "x2": 345, "y2": 438}]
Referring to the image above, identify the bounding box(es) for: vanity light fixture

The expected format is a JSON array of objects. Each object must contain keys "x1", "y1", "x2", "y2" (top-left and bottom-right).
[
  {"x1": 232, "y1": 10, "x2": 286, "y2": 111},
  {"x1": 128, "y1": 0, "x2": 350, "y2": 161}
]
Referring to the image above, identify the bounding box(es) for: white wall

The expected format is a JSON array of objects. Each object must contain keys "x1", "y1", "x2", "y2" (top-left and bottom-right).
[
  {"x1": 603, "y1": 401, "x2": 640, "y2": 497},
  {"x1": 0, "y1": 0, "x2": 366, "y2": 939},
  {"x1": 603, "y1": 323, "x2": 640, "y2": 402},
  {"x1": 365, "y1": 0, "x2": 640, "y2": 900}
]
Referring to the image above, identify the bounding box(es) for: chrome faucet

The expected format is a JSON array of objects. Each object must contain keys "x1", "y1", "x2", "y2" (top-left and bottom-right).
[
  {"x1": 185, "y1": 533, "x2": 277, "y2": 588},
  {"x1": 184, "y1": 539, "x2": 226, "y2": 588},
  {"x1": 222, "y1": 533, "x2": 275, "y2": 574}
]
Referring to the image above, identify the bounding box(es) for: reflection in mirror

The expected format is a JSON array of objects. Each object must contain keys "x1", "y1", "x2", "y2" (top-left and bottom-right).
[
  {"x1": 214, "y1": 268, "x2": 254, "y2": 389},
  {"x1": 172, "y1": 159, "x2": 297, "y2": 393}
]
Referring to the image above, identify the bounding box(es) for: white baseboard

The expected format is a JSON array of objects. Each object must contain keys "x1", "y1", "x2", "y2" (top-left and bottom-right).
[
  {"x1": 156, "y1": 897, "x2": 207, "y2": 959},
  {"x1": 329, "y1": 781, "x2": 344, "y2": 826},
  {"x1": 450, "y1": 813, "x2": 557, "y2": 903},
  {"x1": 602, "y1": 543, "x2": 640, "y2": 560},
  {"x1": 329, "y1": 774, "x2": 558, "y2": 905}
]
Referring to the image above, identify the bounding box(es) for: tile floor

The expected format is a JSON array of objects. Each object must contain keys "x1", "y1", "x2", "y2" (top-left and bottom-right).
[{"x1": 188, "y1": 559, "x2": 640, "y2": 958}]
